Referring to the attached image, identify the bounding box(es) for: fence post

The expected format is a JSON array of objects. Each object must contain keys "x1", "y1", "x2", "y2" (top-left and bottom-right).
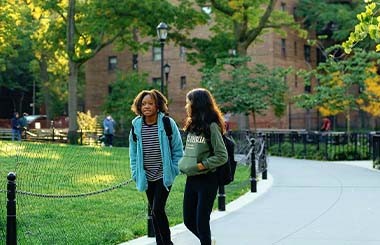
[
  {"x1": 147, "y1": 205, "x2": 155, "y2": 237},
  {"x1": 7, "y1": 172, "x2": 17, "y2": 245},
  {"x1": 80, "y1": 129, "x2": 83, "y2": 145},
  {"x1": 218, "y1": 185, "x2": 226, "y2": 211},
  {"x1": 261, "y1": 134, "x2": 268, "y2": 180},
  {"x1": 250, "y1": 139, "x2": 257, "y2": 193},
  {"x1": 324, "y1": 134, "x2": 328, "y2": 160}
]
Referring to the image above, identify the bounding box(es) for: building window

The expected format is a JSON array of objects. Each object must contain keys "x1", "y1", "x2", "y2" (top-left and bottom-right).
[
  {"x1": 180, "y1": 46, "x2": 186, "y2": 62},
  {"x1": 304, "y1": 45, "x2": 311, "y2": 63},
  {"x1": 152, "y1": 77, "x2": 161, "y2": 86},
  {"x1": 294, "y1": 74, "x2": 298, "y2": 88},
  {"x1": 108, "y1": 56, "x2": 117, "y2": 71},
  {"x1": 153, "y1": 46, "x2": 161, "y2": 61},
  {"x1": 304, "y1": 85, "x2": 311, "y2": 93},
  {"x1": 108, "y1": 85, "x2": 112, "y2": 94},
  {"x1": 281, "y1": 2, "x2": 286, "y2": 11},
  {"x1": 180, "y1": 76, "x2": 186, "y2": 89},
  {"x1": 294, "y1": 41, "x2": 297, "y2": 56},
  {"x1": 316, "y1": 48, "x2": 325, "y2": 64},
  {"x1": 281, "y1": 39, "x2": 286, "y2": 58}
]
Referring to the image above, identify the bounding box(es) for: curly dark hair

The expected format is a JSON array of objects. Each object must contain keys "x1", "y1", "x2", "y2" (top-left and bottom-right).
[
  {"x1": 131, "y1": 89, "x2": 168, "y2": 116},
  {"x1": 183, "y1": 88, "x2": 225, "y2": 135}
]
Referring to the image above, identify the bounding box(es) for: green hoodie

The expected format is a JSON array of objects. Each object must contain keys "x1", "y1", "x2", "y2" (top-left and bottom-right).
[{"x1": 179, "y1": 122, "x2": 228, "y2": 176}]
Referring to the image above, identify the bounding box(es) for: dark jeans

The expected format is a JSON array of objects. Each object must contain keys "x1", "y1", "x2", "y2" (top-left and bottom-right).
[
  {"x1": 183, "y1": 172, "x2": 218, "y2": 245},
  {"x1": 146, "y1": 179, "x2": 173, "y2": 245},
  {"x1": 12, "y1": 129, "x2": 21, "y2": 141},
  {"x1": 104, "y1": 134, "x2": 113, "y2": 146}
]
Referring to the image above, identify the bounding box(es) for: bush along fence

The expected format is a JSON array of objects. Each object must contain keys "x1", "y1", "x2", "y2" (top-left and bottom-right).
[{"x1": 256, "y1": 130, "x2": 372, "y2": 161}]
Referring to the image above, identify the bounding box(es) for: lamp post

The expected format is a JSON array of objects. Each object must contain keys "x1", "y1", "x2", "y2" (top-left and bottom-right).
[
  {"x1": 164, "y1": 63, "x2": 171, "y2": 96},
  {"x1": 156, "y1": 22, "x2": 168, "y2": 94}
]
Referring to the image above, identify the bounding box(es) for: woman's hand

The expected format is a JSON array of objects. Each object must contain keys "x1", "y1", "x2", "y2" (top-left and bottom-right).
[{"x1": 197, "y1": 162, "x2": 206, "y2": 170}]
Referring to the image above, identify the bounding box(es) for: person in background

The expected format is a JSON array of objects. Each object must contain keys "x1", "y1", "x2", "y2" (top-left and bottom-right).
[
  {"x1": 103, "y1": 115, "x2": 116, "y2": 147},
  {"x1": 179, "y1": 88, "x2": 228, "y2": 245},
  {"x1": 129, "y1": 89, "x2": 183, "y2": 245},
  {"x1": 19, "y1": 112, "x2": 28, "y2": 139},
  {"x1": 11, "y1": 112, "x2": 21, "y2": 141},
  {"x1": 321, "y1": 117, "x2": 331, "y2": 132}
]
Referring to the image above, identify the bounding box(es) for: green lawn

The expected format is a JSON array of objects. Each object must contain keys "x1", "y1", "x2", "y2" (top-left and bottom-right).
[{"x1": 0, "y1": 140, "x2": 251, "y2": 244}]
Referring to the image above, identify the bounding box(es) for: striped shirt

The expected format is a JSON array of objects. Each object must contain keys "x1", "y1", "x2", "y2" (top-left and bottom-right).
[{"x1": 142, "y1": 122, "x2": 163, "y2": 181}]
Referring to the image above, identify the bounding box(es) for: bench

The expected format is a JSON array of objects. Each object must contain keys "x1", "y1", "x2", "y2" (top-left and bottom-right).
[
  {"x1": 0, "y1": 128, "x2": 13, "y2": 140},
  {"x1": 26, "y1": 129, "x2": 68, "y2": 142}
]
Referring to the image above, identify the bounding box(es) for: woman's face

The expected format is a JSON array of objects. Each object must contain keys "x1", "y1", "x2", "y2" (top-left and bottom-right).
[
  {"x1": 185, "y1": 98, "x2": 192, "y2": 116},
  {"x1": 141, "y1": 94, "x2": 158, "y2": 117}
]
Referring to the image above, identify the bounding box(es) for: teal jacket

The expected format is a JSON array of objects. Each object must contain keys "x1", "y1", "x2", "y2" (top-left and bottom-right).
[
  {"x1": 179, "y1": 122, "x2": 227, "y2": 176},
  {"x1": 129, "y1": 112, "x2": 184, "y2": 192}
]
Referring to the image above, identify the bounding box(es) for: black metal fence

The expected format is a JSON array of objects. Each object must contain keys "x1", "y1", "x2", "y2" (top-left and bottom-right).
[
  {"x1": 229, "y1": 130, "x2": 373, "y2": 161},
  {"x1": 372, "y1": 134, "x2": 380, "y2": 169}
]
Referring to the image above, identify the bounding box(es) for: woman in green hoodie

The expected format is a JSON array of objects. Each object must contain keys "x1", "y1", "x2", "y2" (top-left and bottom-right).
[{"x1": 179, "y1": 88, "x2": 228, "y2": 245}]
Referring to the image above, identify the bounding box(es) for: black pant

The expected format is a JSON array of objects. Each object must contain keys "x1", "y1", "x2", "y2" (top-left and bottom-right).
[
  {"x1": 183, "y1": 172, "x2": 218, "y2": 245},
  {"x1": 105, "y1": 134, "x2": 113, "y2": 146},
  {"x1": 146, "y1": 179, "x2": 173, "y2": 245}
]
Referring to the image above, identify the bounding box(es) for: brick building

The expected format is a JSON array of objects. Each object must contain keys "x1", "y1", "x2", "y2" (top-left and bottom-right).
[{"x1": 84, "y1": 0, "x2": 320, "y2": 130}]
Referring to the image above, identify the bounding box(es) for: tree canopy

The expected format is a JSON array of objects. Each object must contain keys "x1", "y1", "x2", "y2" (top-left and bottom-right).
[{"x1": 342, "y1": 0, "x2": 380, "y2": 53}]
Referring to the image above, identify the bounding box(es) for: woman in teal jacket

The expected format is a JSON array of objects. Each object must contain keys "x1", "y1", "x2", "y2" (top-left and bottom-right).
[{"x1": 129, "y1": 89, "x2": 183, "y2": 245}]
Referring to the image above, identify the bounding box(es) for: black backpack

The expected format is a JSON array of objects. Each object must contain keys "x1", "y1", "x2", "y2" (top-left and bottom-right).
[
  {"x1": 131, "y1": 116, "x2": 173, "y2": 148},
  {"x1": 207, "y1": 134, "x2": 237, "y2": 186}
]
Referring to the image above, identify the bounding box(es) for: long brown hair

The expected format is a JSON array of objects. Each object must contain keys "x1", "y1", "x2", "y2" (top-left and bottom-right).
[
  {"x1": 131, "y1": 89, "x2": 168, "y2": 116},
  {"x1": 183, "y1": 88, "x2": 225, "y2": 135}
]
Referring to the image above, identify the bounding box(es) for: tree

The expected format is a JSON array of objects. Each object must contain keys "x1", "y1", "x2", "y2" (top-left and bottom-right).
[
  {"x1": 357, "y1": 65, "x2": 380, "y2": 128},
  {"x1": 296, "y1": 0, "x2": 366, "y2": 44},
  {"x1": 0, "y1": 1, "x2": 36, "y2": 113},
  {"x1": 180, "y1": 0, "x2": 306, "y2": 68},
  {"x1": 295, "y1": 47, "x2": 380, "y2": 133},
  {"x1": 44, "y1": 0, "x2": 205, "y2": 143},
  {"x1": 342, "y1": 0, "x2": 380, "y2": 53},
  {"x1": 102, "y1": 72, "x2": 154, "y2": 133},
  {"x1": 202, "y1": 57, "x2": 290, "y2": 129}
]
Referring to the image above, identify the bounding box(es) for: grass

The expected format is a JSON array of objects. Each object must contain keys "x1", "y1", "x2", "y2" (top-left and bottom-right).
[{"x1": 0, "y1": 140, "x2": 251, "y2": 244}]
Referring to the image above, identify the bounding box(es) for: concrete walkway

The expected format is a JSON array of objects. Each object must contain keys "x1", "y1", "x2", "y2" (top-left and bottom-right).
[{"x1": 123, "y1": 157, "x2": 380, "y2": 245}]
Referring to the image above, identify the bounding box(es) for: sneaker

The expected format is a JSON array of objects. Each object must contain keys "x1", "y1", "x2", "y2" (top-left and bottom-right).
[{"x1": 211, "y1": 237, "x2": 216, "y2": 245}]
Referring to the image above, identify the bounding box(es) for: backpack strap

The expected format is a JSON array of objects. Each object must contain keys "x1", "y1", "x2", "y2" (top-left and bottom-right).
[
  {"x1": 162, "y1": 116, "x2": 173, "y2": 149},
  {"x1": 132, "y1": 116, "x2": 173, "y2": 148},
  {"x1": 131, "y1": 125, "x2": 137, "y2": 142}
]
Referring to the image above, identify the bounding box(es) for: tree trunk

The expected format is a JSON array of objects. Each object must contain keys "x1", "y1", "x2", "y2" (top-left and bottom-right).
[
  {"x1": 251, "y1": 110, "x2": 257, "y2": 131},
  {"x1": 39, "y1": 54, "x2": 53, "y2": 120},
  {"x1": 67, "y1": 0, "x2": 78, "y2": 144},
  {"x1": 68, "y1": 61, "x2": 78, "y2": 143}
]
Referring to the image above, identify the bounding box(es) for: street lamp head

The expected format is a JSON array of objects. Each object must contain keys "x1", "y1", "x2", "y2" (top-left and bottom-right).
[
  {"x1": 164, "y1": 63, "x2": 171, "y2": 75},
  {"x1": 157, "y1": 22, "x2": 168, "y2": 42}
]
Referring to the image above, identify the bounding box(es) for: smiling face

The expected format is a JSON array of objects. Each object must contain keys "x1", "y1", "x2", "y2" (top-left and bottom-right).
[{"x1": 141, "y1": 94, "x2": 158, "y2": 118}]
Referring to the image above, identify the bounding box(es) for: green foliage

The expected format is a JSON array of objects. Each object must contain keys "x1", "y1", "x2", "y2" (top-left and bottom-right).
[
  {"x1": 297, "y1": 0, "x2": 366, "y2": 44},
  {"x1": 269, "y1": 142, "x2": 325, "y2": 160},
  {"x1": 342, "y1": 1, "x2": 380, "y2": 53},
  {"x1": 373, "y1": 157, "x2": 380, "y2": 169},
  {"x1": 202, "y1": 57, "x2": 291, "y2": 127},
  {"x1": 268, "y1": 141, "x2": 369, "y2": 161},
  {"x1": 182, "y1": 0, "x2": 306, "y2": 69},
  {"x1": 295, "y1": 47, "x2": 380, "y2": 132},
  {"x1": 102, "y1": 71, "x2": 155, "y2": 133}
]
